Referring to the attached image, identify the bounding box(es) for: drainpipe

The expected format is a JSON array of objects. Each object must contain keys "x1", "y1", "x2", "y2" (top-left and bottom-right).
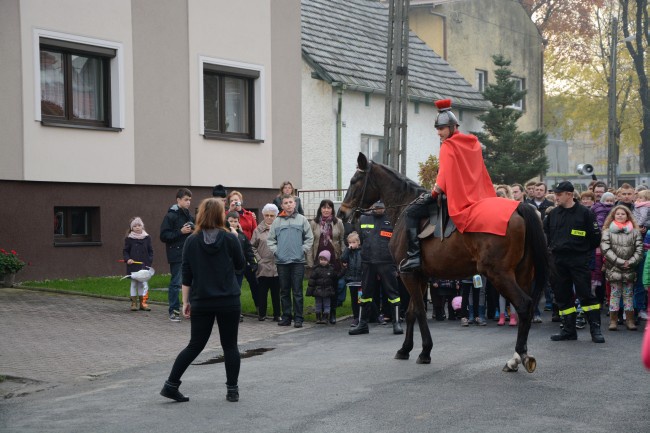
[{"x1": 333, "y1": 82, "x2": 346, "y2": 191}]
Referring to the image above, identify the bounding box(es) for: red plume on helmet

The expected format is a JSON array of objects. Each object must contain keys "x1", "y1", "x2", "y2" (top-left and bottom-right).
[{"x1": 434, "y1": 99, "x2": 452, "y2": 110}]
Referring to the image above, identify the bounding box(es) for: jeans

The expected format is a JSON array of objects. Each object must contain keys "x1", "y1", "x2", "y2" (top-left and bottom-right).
[
  {"x1": 277, "y1": 263, "x2": 305, "y2": 323},
  {"x1": 168, "y1": 307, "x2": 241, "y2": 386},
  {"x1": 244, "y1": 266, "x2": 260, "y2": 308},
  {"x1": 634, "y1": 257, "x2": 647, "y2": 311},
  {"x1": 168, "y1": 262, "x2": 182, "y2": 315},
  {"x1": 257, "y1": 276, "x2": 281, "y2": 318}
]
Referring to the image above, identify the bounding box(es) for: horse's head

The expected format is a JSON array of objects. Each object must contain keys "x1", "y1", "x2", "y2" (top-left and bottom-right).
[{"x1": 337, "y1": 153, "x2": 381, "y2": 223}]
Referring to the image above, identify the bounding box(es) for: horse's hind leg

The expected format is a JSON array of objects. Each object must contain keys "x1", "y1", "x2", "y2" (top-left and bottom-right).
[{"x1": 492, "y1": 274, "x2": 535, "y2": 373}]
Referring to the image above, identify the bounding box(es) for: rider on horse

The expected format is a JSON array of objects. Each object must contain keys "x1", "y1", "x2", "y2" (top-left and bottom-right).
[{"x1": 400, "y1": 99, "x2": 519, "y2": 273}]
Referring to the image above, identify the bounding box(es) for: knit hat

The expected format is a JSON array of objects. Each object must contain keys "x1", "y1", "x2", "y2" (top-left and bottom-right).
[
  {"x1": 318, "y1": 250, "x2": 331, "y2": 262},
  {"x1": 130, "y1": 217, "x2": 144, "y2": 229},
  {"x1": 600, "y1": 192, "x2": 615, "y2": 203},
  {"x1": 212, "y1": 184, "x2": 228, "y2": 198}
]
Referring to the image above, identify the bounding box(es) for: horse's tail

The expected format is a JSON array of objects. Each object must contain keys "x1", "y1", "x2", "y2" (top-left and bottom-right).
[{"x1": 517, "y1": 203, "x2": 548, "y2": 304}]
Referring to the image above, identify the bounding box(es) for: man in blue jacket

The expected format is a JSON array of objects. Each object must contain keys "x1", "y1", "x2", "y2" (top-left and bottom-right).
[{"x1": 267, "y1": 194, "x2": 314, "y2": 328}]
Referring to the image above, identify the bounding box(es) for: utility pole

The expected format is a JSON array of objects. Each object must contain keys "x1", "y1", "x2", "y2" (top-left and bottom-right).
[
  {"x1": 383, "y1": 0, "x2": 410, "y2": 174},
  {"x1": 607, "y1": 16, "x2": 619, "y2": 189}
]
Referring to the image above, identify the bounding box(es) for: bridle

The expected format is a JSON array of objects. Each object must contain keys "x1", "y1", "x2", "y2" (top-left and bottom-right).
[{"x1": 341, "y1": 160, "x2": 412, "y2": 223}]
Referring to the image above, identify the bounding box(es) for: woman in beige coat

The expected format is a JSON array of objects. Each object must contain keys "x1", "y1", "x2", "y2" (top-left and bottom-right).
[
  {"x1": 251, "y1": 204, "x2": 281, "y2": 321},
  {"x1": 601, "y1": 205, "x2": 643, "y2": 330},
  {"x1": 308, "y1": 199, "x2": 345, "y2": 324}
]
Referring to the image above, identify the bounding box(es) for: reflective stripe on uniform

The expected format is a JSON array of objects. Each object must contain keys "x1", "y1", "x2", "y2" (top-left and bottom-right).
[
  {"x1": 570, "y1": 229, "x2": 586, "y2": 236},
  {"x1": 359, "y1": 297, "x2": 373, "y2": 303},
  {"x1": 388, "y1": 297, "x2": 400, "y2": 304},
  {"x1": 559, "y1": 306, "x2": 577, "y2": 316},
  {"x1": 360, "y1": 224, "x2": 375, "y2": 229},
  {"x1": 581, "y1": 303, "x2": 600, "y2": 312}
]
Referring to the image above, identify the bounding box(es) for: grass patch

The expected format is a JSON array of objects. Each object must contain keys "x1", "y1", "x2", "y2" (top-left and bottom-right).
[{"x1": 22, "y1": 275, "x2": 354, "y2": 321}]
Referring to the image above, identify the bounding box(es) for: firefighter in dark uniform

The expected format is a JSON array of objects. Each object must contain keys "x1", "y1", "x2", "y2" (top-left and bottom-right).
[
  {"x1": 544, "y1": 181, "x2": 605, "y2": 343},
  {"x1": 349, "y1": 201, "x2": 403, "y2": 335}
]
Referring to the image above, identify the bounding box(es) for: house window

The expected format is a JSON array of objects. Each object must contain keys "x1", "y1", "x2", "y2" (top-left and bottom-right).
[
  {"x1": 510, "y1": 77, "x2": 525, "y2": 110},
  {"x1": 54, "y1": 207, "x2": 101, "y2": 246},
  {"x1": 202, "y1": 63, "x2": 260, "y2": 140},
  {"x1": 475, "y1": 69, "x2": 487, "y2": 92},
  {"x1": 361, "y1": 134, "x2": 386, "y2": 164},
  {"x1": 39, "y1": 38, "x2": 115, "y2": 128}
]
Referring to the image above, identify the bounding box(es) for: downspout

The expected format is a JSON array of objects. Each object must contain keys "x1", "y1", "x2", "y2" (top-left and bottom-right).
[{"x1": 334, "y1": 82, "x2": 346, "y2": 191}]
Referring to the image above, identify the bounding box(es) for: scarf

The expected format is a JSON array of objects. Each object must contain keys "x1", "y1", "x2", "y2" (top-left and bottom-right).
[
  {"x1": 610, "y1": 220, "x2": 633, "y2": 234},
  {"x1": 128, "y1": 230, "x2": 149, "y2": 240},
  {"x1": 319, "y1": 215, "x2": 333, "y2": 247}
]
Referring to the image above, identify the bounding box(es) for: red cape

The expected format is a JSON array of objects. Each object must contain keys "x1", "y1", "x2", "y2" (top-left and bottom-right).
[{"x1": 436, "y1": 132, "x2": 519, "y2": 235}]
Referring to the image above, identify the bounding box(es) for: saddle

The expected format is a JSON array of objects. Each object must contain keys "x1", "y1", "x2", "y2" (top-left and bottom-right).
[{"x1": 418, "y1": 195, "x2": 456, "y2": 240}]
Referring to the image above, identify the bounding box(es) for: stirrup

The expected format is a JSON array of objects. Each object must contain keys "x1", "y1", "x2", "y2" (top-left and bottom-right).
[{"x1": 399, "y1": 256, "x2": 421, "y2": 272}]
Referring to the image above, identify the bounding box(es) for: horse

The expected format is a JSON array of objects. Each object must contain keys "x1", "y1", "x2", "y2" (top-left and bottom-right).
[{"x1": 337, "y1": 153, "x2": 548, "y2": 373}]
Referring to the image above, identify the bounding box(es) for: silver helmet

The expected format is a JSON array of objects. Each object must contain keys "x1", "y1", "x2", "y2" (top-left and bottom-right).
[{"x1": 434, "y1": 99, "x2": 459, "y2": 128}]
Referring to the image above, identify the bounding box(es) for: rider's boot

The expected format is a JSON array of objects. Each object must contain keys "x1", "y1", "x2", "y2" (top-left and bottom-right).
[
  {"x1": 392, "y1": 305, "x2": 403, "y2": 335},
  {"x1": 349, "y1": 304, "x2": 370, "y2": 335},
  {"x1": 550, "y1": 312, "x2": 578, "y2": 341},
  {"x1": 399, "y1": 227, "x2": 421, "y2": 272}
]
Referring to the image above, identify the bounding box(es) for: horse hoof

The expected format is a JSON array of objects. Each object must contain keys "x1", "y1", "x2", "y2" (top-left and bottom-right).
[
  {"x1": 394, "y1": 350, "x2": 410, "y2": 360},
  {"x1": 502, "y1": 363, "x2": 518, "y2": 373},
  {"x1": 416, "y1": 356, "x2": 431, "y2": 364},
  {"x1": 522, "y1": 355, "x2": 537, "y2": 373}
]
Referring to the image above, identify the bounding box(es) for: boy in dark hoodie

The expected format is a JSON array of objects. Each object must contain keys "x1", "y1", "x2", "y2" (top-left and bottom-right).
[{"x1": 160, "y1": 188, "x2": 195, "y2": 322}]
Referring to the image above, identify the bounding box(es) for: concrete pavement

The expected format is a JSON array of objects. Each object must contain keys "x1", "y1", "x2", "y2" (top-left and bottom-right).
[{"x1": 1, "y1": 288, "x2": 649, "y2": 433}]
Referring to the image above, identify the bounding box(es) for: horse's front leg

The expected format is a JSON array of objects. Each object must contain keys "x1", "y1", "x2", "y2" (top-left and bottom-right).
[{"x1": 395, "y1": 298, "x2": 415, "y2": 360}]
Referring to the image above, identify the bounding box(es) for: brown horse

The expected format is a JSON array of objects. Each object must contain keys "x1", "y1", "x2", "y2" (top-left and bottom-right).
[{"x1": 337, "y1": 153, "x2": 548, "y2": 373}]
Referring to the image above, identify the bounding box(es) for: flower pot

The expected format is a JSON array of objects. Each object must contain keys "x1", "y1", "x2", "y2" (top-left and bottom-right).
[{"x1": 1, "y1": 272, "x2": 16, "y2": 288}]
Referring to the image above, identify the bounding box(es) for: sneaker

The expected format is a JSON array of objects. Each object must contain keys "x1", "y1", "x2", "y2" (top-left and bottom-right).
[
  {"x1": 293, "y1": 321, "x2": 303, "y2": 328},
  {"x1": 460, "y1": 317, "x2": 469, "y2": 327},
  {"x1": 544, "y1": 304, "x2": 552, "y2": 312},
  {"x1": 277, "y1": 319, "x2": 291, "y2": 326},
  {"x1": 350, "y1": 318, "x2": 359, "y2": 327},
  {"x1": 170, "y1": 312, "x2": 181, "y2": 322},
  {"x1": 475, "y1": 317, "x2": 487, "y2": 326},
  {"x1": 639, "y1": 311, "x2": 648, "y2": 321},
  {"x1": 532, "y1": 315, "x2": 543, "y2": 323},
  {"x1": 377, "y1": 314, "x2": 385, "y2": 324}
]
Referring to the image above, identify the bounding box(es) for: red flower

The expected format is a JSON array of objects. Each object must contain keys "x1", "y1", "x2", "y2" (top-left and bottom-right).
[{"x1": 11, "y1": 250, "x2": 17, "y2": 255}]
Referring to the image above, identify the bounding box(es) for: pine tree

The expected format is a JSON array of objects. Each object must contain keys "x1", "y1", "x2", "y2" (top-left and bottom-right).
[{"x1": 474, "y1": 55, "x2": 549, "y2": 184}]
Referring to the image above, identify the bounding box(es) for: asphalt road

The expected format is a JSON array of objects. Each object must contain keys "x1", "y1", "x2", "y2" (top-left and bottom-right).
[{"x1": 1, "y1": 288, "x2": 648, "y2": 433}]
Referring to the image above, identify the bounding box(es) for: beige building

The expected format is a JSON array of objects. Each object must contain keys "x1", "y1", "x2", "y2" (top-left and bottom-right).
[
  {"x1": 0, "y1": 0, "x2": 302, "y2": 279},
  {"x1": 407, "y1": 0, "x2": 544, "y2": 131}
]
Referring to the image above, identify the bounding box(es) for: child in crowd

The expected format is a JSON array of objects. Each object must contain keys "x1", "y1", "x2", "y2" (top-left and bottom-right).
[
  {"x1": 430, "y1": 278, "x2": 459, "y2": 321},
  {"x1": 601, "y1": 205, "x2": 644, "y2": 331},
  {"x1": 123, "y1": 217, "x2": 154, "y2": 311},
  {"x1": 306, "y1": 250, "x2": 337, "y2": 324},
  {"x1": 227, "y1": 211, "x2": 257, "y2": 322},
  {"x1": 593, "y1": 192, "x2": 617, "y2": 308},
  {"x1": 341, "y1": 232, "x2": 363, "y2": 327},
  {"x1": 633, "y1": 190, "x2": 650, "y2": 228}
]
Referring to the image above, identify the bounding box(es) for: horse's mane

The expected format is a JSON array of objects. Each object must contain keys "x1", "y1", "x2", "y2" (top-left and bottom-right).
[{"x1": 375, "y1": 161, "x2": 427, "y2": 200}]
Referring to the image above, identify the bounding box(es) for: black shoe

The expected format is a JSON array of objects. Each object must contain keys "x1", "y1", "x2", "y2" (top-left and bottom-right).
[
  {"x1": 278, "y1": 319, "x2": 291, "y2": 326},
  {"x1": 272, "y1": 316, "x2": 281, "y2": 322},
  {"x1": 551, "y1": 313, "x2": 577, "y2": 341},
  {"x1": 329, "y1": 309, "x2": 336, "y2": 324},
  {"x1": 161, "y1": 380, "x2": 189, "y2": 402},
  {"x1": 258, "y1": 316, "x2": 266, "y2": 321},
  {"x1": 349, "y1": 321, "x2": 369, "y2": 335},
  {"x1": 293, "y1": 321, "x2": 303, "y2": 328},
  {"x1": 226, "y1": 385, "x2": 239, "y2": 402}
]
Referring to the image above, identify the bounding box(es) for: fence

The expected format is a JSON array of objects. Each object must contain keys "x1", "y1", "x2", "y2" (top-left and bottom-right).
[{"x1": 298, "y1": 189, "x2": 347, "y2": 220}]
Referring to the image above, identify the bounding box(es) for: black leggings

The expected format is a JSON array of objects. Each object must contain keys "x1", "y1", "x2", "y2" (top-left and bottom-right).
[{"x1": 168, "y1": 307, "x2": 241, "y2": 387}]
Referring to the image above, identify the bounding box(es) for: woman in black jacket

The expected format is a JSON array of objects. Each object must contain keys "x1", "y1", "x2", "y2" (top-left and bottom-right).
[{"x1": 161, "y1": 198, "x2": 245, "y2": 403}]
